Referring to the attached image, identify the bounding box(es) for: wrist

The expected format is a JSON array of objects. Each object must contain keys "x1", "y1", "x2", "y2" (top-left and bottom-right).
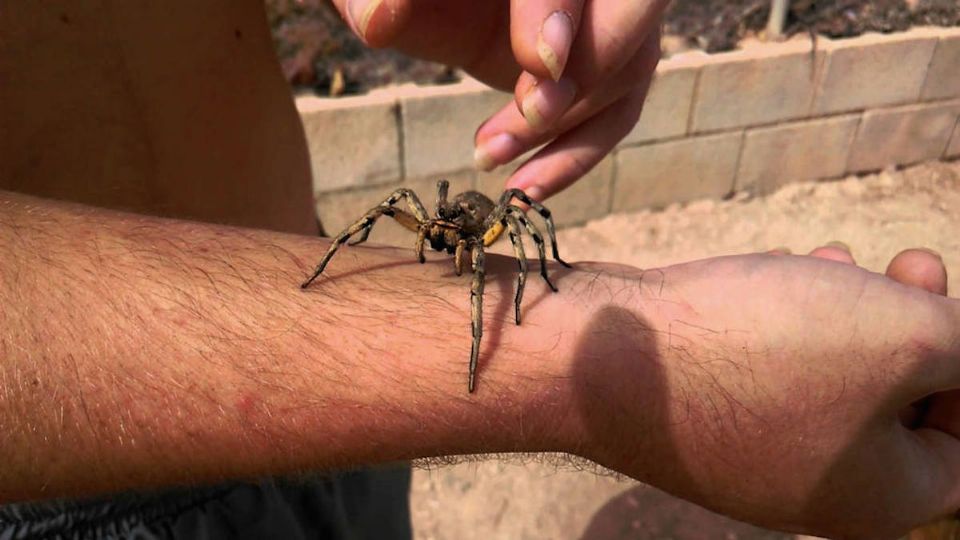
[{"x1": 545, "y1": 262, "x2": 685, "y2": 477}]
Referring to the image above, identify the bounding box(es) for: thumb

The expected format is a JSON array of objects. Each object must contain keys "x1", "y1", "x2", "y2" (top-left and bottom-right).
[
  {"x1": 328, "y1": 0, "x2": 411, "y2": 47},
  {"x1": 907, "y1": 297, "x2": 960, "y2": 532},
  {"x1": 910, "y1": 428, "x2": 960, "y2": 527}
]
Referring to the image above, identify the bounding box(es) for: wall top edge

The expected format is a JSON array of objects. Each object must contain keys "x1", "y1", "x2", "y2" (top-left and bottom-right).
[
  {"x1": 297, "y1": 25, "x2": 958, "y2": 112},
  {"x1": 296, "y1": 91, "x2": 398, "y2": 113},
  {"x1": 816, "y1": 26, "x2": 944, "y2": 50}
]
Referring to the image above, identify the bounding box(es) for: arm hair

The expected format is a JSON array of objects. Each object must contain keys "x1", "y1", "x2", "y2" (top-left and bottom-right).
[{"x1": 0, "y1": 190, "x2": 591, "y2": 503}]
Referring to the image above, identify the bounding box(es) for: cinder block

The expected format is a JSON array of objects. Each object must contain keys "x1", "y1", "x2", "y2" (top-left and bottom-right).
[
  {"x1": 477, "y1": 157, "x2": 614, "y2": 228},
  {"x1": 737, "y1": 115, "x2": 860, "y2": 194},
  {"x1": 814, "y1": 31, "x2": 938, "y2": 115},
  {"x1": 622, "y1": 55, "x2": 700, "y2": 144},
  {"x1": 848, "y1": 101, "x2": 960, "y2": 173},
  {"x1": 613, "y1": 132, "x2": 743, "y2": 213},
  {"x1": 298, "y1": 93, "x2": 401, "y2": 193},
  {"x1": 922, "y1": 28, "x2": 960, "y2": 100},
  {"x1": 691, "y1": 39, "x2": 824, "y2": 133},
  {"x1": 401, "y1": 80, "x2": 512, "y2": 178},
  {"x1": 946, "y1": 119, "x2": 960, "y2": 159},
  {"x1": 315, "y1": 171, "x2": 473, "y2": 247}
]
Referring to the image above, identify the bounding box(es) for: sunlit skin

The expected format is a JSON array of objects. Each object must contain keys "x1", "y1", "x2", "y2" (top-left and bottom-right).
[
  {"x1": 327, "y1": 0, "x2": 669, "y2": 201},
  {"x1": 3, "y1": 190, "x2": 960, "y2": 539}
]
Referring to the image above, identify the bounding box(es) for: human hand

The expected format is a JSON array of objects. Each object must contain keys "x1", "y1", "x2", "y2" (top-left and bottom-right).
[
  {"x1": 559, "y1": 245, "x2": 960, "y2": 539},
  {"x1": 326, "y1": 0, "x2": 666, "y2": 202}
]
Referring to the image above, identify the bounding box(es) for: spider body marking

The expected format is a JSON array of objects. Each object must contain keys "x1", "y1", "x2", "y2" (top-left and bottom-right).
[{"x1": 301, "y1": 179, "x2": 571, "y2": 393}]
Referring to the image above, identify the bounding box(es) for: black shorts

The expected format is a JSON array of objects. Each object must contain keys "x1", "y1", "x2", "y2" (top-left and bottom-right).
[{"x1": 0, "y1": 466, "x2": 412, "y2": 540}]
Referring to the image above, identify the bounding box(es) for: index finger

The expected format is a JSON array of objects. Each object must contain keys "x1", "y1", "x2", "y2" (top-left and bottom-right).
[{"x1": 511, "y1": 0, "x2": 586, "y2": 81}]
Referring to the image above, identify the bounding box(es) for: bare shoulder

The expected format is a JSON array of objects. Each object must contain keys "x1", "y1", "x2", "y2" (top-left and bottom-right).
[{"x1": 2, "y1": 0, "x2": 315, "y2": 233}]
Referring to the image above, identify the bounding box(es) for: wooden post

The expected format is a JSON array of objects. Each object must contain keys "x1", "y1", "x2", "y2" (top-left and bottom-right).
[{"x1": 766, "y1": 0, "x2": 789, "y2": 40}]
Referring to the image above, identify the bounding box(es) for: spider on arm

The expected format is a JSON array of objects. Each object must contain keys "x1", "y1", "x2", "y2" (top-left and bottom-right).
[{"x1": 301, "y1": 180, "x2": 571, "y2": 393}]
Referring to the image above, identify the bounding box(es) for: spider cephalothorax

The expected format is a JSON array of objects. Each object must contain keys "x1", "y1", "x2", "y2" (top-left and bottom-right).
[{"x1": 301, "y1": 180, "x2": 570, "y2": 392}]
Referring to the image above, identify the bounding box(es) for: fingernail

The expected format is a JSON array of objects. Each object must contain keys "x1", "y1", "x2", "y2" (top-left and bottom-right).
[
  {"x1": 825, "y1": 241, "x2": 851, "y2": 253},
  {"x1": 769, "y1": 246, "x2": 792, "y2": 255},
  {"x1": 521, "y1": 78, "x2": 577, "y2": 132},
  {"x1": 347, "y1": 0, "x2": 383, "y2": 39},
  {"x1": 474, "y1": 133, "x2": 521, "y2": 172},
  {"x1": 538, "y1": 11, "x2": 574, "y2": 81}
]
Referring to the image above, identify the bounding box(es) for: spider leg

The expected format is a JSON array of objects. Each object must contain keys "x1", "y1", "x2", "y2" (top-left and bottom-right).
[
  {"x1": 498, "y1": 189, "x2": 571, "y2": 268},
  {"x1": 347, "y1": 227, "x2": 373, "y2": 246},
  {"x1": 348, "y1": 222, "x2": 375, "y2": 246},
  {"x1": 351, "y1": 208, "x2": 423, "y2": 246},
  {"x1": 454, "y1": 238, "x2": 468, "y2": 276},
  {"x1": 504, "y1": 216, "x2": 528, "y2": 325},
  {"x1": 349, "y1": 191, "x2": 429, "y2": 246},
  {"x1": 302, "y1": 189, "x2": 429, "y2": 288},
  {"x1": 302, "y1": 208, "x2": 388, "y2": 288},
  {"x1": 505, "y1": 206, "x2": 558, "y2": 293},
  {"x1": 468, "y1": 242, "x2": 486, "y2": 393},
  {"x1": 415, "y1": 226, "x2": 428, "y2": 264},
  {"x1": 386, "y1": 188, "x2": 431, "y2": 221}
]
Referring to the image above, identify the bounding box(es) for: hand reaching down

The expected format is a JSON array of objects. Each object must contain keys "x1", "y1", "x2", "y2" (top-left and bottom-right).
[{"x1": 327, "y1": 0, "x2": 668, "y2": 203}]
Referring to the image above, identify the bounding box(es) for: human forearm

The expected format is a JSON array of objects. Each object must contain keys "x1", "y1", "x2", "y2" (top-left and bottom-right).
[
  {"x1": 0, "y1": 191, "x2": 595, "y2": 502},
  {"x1": 9, "y1": 189, "x2": 960, "y2": 538}
]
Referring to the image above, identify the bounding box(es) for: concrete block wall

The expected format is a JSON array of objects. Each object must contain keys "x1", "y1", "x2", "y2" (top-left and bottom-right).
[
  {"x1": 948, "y1": 119, "x2": 960, "y2": 158},
  {"x1": 300, "y1": 27, "x2": 960, "y2": 244}
]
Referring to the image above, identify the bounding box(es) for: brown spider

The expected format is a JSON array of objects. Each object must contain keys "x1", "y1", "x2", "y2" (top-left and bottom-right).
[{"x1": 301, "y1": 180, "x2": 571, "y2": 392}]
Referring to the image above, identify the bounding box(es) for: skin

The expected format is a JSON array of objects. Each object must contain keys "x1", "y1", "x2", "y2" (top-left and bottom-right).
[
  {"x1": 3, "y1": 1, "x2": 960, "y2": 538},
  {"x1": 327, "y1": 0, "x2": 668, "y2": 201},
  {"x1": 3, "y1": 191, "x2": 960, "y2": 540},
  {"x1": 0, "y1": 0, "x2": 317, "y2": 235}
]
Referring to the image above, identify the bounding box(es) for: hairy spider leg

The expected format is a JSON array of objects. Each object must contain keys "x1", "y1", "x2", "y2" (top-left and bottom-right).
[
  {"x1": 504, "y1": 216, "x2": 528, "y2": 325},
  {"x1": 505, "y1": 206, "x2": 558, "y2": 293},
  {"x1": 349, "y1": 188, "x2": 430, "y2": 246},
  {"x1": 454, "y1": 238, "x2": 468, "y2": 276},
  {"x1": 497, "y1": 189, "x2": 572, "y2": 268},
  {"x1": 415, "y1": 226, "x2": 428, "y2": 264},
  {"x1": 480, "y1": 202, "x2": 558, "y2": 293},
  {"x1": 350, "y1": 208, "x2": 421, "y2": 246},
  {"x1": 468, "y1": 242, "x2": 486, "y2": 393},
  {"x1": 301, "y1": 189, "x2": 430, "y2": 288}
]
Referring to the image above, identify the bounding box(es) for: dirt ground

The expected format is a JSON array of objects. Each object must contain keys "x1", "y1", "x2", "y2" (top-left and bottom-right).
[
  {"x1": 666, "y1": 0, "x2": 960, "y2": 53},
  {"x1": 409, "y1": 160, "x2": 960, "y2": 540}
]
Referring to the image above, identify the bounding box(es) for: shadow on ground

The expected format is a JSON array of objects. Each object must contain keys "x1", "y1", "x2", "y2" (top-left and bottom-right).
[{"x1": 581, "y1": 484, "x2": 791, "y2": 540}]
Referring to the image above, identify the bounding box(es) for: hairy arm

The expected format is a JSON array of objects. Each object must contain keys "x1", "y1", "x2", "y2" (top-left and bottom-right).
[
  {"x1": 6, "y1": 189, "x2": 960, "y2": 538},
  {"x1": 0, "y1": 190, "x2": 602, "y2": 503}
]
